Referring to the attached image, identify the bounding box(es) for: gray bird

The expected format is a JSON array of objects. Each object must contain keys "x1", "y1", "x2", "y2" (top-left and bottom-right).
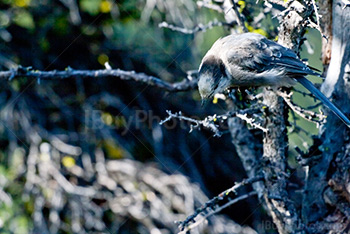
[{"x1": 198, "y1": 33, "x2": 350, "y2": 128}]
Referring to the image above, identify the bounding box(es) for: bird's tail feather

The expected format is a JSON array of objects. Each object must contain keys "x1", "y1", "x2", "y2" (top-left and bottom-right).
[{"x1": 297, "y1": 77, "x2": 350, "y2": 128}]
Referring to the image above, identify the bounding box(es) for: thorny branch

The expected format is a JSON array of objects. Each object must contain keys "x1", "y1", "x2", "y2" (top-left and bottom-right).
[
  {"x1": 276, "y1": 90, "x2": 327, "y2": 126},
  {"x1": 160, "y1": 105, "x2": 267, "y2": 137},
  {"x1": 0, "y1": 66, "x2": 198, "y2": 92},
  {"x1": 177, "y1": 176, "x2": 263, "y2": 234}
]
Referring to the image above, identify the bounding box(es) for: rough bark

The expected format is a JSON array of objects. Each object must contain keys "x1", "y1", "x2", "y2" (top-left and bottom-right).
[
  {"x1": 302, "y1": 0, "x2": 350, "y2": 232},
  {"x1": 0, "y1": 67, "x2": 198, "y2": 92},
  {"x1": 257, "y1": 3, "x2": 315, "y2": 233},
  {"x1": 228, "y1": 117, "x2": 264, "y2": 196},
  {"x1": 225, "y1": 0, "x2": 314, "y2": 233},
  {"x1": 261, "y1": 89, "x2": 301, "y2": 234},
  {"x1": 192, "y1": 0, "x2": 350, "y2": 233}
]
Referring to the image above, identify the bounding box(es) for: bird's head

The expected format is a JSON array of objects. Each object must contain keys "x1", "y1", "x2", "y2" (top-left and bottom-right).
[{"x1": 198, "y1": 56, "x2": 229, "y2": 106}]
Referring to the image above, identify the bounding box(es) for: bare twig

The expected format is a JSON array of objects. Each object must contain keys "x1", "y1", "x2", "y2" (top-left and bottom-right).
[
  {"x1": 177, "y1": 176, "x2": 263, "y2": 233},
  {"x1": 228, "y1": 0, "x2": 248, "y2": 32},
  {"x1": 276, "y1": 90, "x2": 326, "y2": 126},
  {"x1": 160, "y1": 110, "x2": 222, "y2": 136},
  {"x1": 0, "y1": 66, "x2": 198, "y2": 92},
  {"x1": 178, "y1": 191, "x2": 257, "y2": 234},
  {"x1": 236, "y1": 113, "x2": 268, "y2": 132},
  {"x1": 263, "y1": 0, "x2": 289, "y2": 7},
  {"x1": 160, "y1": 105, "x2": 265, "y2": 136},
  {"x1": 310, "y1": 0, "x2": 321, "y2": 29},
  {"x1": 159, "y1": 19, "x2": 233, "y2": 34},
  {"x1": 197, "y1": 1, "x2": 224, "y2": 12}
]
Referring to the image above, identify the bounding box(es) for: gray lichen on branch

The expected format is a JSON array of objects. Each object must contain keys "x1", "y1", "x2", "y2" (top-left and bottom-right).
[
  {"x1": 160, "y1": 105, "x2": 267, "y2": 137},
  {"x1": 0, "y1": 66, "x2": 198, "y2": 92}
]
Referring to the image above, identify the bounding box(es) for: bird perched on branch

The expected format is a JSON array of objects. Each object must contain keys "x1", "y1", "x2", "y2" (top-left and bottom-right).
[{"x1": 198, "y1": 32, "x2": 350, "y2": 128}]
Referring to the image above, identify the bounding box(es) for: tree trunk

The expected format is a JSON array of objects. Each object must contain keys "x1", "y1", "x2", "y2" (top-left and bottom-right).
[
  {"x1": 226, "y1": 0, "x2": 350, "y2": 232},
  {"x1": 302, "y1": 0, "x2": 350, "y2": 232}
]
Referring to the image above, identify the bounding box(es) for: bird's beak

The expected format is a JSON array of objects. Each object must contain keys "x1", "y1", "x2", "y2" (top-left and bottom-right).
[{"x1": 201, "y1": 98, "x2": 209, "y2": 107}]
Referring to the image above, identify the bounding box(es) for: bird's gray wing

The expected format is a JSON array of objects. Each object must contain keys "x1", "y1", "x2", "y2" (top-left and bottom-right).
[
  {"x1": 220, "y1": 34, "x2": 350, "y2": 127},
  {"x1": 224, "y1": 35, "x2": 319, "y2": 77}
]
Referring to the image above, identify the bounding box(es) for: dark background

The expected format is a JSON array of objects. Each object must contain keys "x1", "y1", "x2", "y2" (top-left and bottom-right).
[{"x1": 0, "y1": 0, "x2": 323, "y2": 233}]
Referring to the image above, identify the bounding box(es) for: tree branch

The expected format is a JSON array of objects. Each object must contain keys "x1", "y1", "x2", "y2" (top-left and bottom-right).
[
  {"x1": 258, "y1": 1, "x2": 315, "y2": 233},
  {"x1": 229, "y1": 0, "x2": 249, "y2": 32},
  {"x1": 197, "y1": 0, "x2": 224, "y2": 12},
  {"x1": 159, "y1": 19, "x2": 233, "y2": 34},
  {"x1": 0, "y1": 66, "x2": 198, "y2": 92},
  {"x1": 276, "y1": 90, "x2": 327, "y2": 126},
  {"x1": 302, "y1": 0, "x2": 350, "y2": 228},
  {"x1": 177, "y1": 176, "x2": 263, "y2": 233},
  {"x1": 160, "y1": 105, "x2": 266, "y2": 137}
]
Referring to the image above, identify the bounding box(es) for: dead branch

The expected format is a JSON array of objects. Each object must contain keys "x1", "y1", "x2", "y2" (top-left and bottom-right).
[
  {"x1": 0, "y1": 66, "x2": 198, "y2": 92},
  {"x1": 197, "y1": 1, "x2": 224, "y2": 12},
  {"x1": 228, "y1": 0, "x2": 249, "y2": 32},
  {"x1": 256, "y1": 0, "x2": 318, "y2": 232},
  {"x1": 263, "y1": 0, "x2": 289, "y2": 8},
  {"x1": 159, "y1": 19, "x2": 233, "y2": 34},
  {"x1": 236, "y1": 113, "x2": 268, "y2": 132},
  {"x1": 160, "y1": 105, "x2": 266, "y2": 137},
  {"x1": 177, "y1": 176, "x2": 263, "y2": 233},
  {"x1": 276, "y1": 90, "x2": 327, "y2": 126}
]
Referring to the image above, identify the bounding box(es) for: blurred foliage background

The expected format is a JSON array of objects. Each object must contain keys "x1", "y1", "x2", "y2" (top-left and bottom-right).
[{"x1": 0, "y1": 0, "x2": 322, "y2": 233}]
